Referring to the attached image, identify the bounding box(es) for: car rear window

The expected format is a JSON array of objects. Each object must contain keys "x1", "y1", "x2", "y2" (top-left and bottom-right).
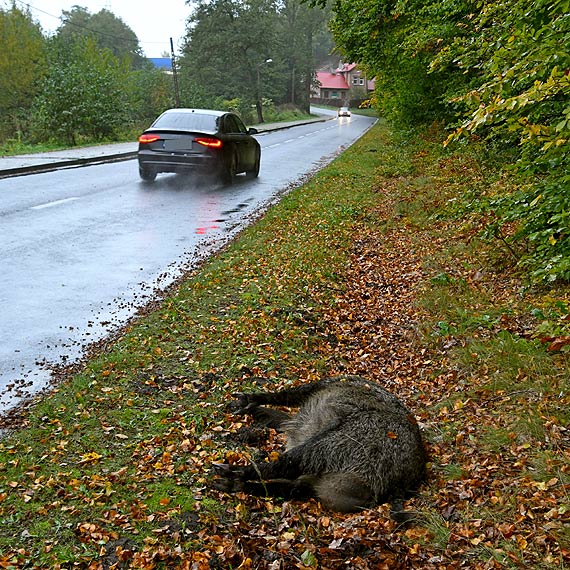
[{"x1": 152, "y1": 112, "x2": 220, "y2": 132}]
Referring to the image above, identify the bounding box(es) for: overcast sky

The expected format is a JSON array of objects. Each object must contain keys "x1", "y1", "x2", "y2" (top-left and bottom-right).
[{"x1": 6, "y1": 0, "x2": 190, "y2": 57}]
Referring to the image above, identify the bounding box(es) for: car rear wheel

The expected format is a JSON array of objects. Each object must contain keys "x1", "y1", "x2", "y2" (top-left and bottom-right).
[
  {"x1": 222, "y1": 152, "x2": 237, "y2": 185},
  {"x1": 246, "y1": 150, "x2": 260, "y2": 179},
  {"x1": 139, "y1": 166, "x2": 157, "y2": 182}
]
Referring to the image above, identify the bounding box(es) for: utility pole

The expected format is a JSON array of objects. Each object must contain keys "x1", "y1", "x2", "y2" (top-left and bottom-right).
[
  {"x1": 256, "y1": 58, "x2": 272, "y2": 124},
  {"x1": 170, "y1": 37, "x2": 181, "y2": 108},
  {"x1": 291, "y1": 67, "x2": 295, "y2": 105}
]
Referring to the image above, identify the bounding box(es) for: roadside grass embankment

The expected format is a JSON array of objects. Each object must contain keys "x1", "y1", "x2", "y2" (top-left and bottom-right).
[{"x1": 0, "y1": 120, "x2": 568, "y2": 569}]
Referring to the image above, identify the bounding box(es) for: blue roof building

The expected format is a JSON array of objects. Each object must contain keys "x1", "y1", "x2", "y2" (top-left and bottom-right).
[{"x1": 149, "y1": 57, "x2": 172, "y2": 71}]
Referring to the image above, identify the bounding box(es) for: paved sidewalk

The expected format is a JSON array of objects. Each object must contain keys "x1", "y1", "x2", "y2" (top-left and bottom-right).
[{"x1": 0, "y1": 116, "x2": 329, "y2": 179}]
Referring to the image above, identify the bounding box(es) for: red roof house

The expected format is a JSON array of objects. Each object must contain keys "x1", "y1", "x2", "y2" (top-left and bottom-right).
[
  {"x1": 316, "y1": 71, "x2": 350, "y2": 92},
  {"x1": 312, "y1": 63, "x2": 375, "y2": 105}
]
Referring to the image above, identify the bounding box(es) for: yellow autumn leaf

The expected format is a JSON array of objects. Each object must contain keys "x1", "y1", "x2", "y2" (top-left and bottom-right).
[{"x1": 79, "y1": 452, "x2": 103, "y2": 464}]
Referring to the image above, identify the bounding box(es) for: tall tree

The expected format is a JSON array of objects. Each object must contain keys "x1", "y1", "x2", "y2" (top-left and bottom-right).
[
  {"x1": 179, "y1": 0, "x2": 330, "y2": 120},
  {"x1": 278, "y1": 0, "x2": 329, "y2": 112},
  {"x1": 180, "y1": 0, "x2": 283, "y2": 122},
  {"x1": 56, "y1": 5, "x2": 145, "y2": 68},
  {"x1": 0, "y1": 4, "x2": 47, "y2": 140}
]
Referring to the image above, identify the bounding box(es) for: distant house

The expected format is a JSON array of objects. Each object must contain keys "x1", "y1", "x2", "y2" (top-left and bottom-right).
[
  {"x1": 312, "y1": 63, "x2": 375, "y2": 106},
  {"x1": 149, "y1": 57, "x2": 172, "y2": 72}
]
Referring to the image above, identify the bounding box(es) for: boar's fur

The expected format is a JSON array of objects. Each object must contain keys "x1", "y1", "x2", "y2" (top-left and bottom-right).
[{"x1": 213, "y1": 375, "x2": 427, "y2": 514}]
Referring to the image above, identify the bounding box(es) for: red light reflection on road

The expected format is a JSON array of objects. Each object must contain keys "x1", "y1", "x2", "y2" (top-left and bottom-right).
[{"x1": 196, "y1": 225, "x2": 220, "y2": 234}]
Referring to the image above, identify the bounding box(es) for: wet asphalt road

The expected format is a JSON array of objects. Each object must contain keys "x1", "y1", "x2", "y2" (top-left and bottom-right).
[{"x1": 0, "y1": 109, "x2": 376, "y2": 413}]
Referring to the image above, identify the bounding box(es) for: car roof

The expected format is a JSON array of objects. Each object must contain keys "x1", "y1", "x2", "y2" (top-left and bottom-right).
[
  {"x1": 148, "y1": 109, "x2": 229, "y2": 133},
  {"x1": 161, "y1": 108, "x2": 226, "y2": 117}
]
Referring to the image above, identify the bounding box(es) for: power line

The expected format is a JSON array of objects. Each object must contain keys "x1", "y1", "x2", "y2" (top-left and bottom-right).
[
  {"x1": 8, "y1": 0, "x2": 171, "y2": 46},
  {"x1": 7, "y1": 0, "x2": 59, "y2": 24}
]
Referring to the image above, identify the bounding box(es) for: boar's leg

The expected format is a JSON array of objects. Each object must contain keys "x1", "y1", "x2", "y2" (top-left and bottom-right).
[
  {"x1": 213, "y1": 464, "x2": 373, "y2": 512},
  {"x1": 245, "y1": 406, "x2": 291, "y2": 430},
  {"x1": 213, "y1": 468, "x2": 315, "y2": 500},
  {"x1": 213, "y1": 444, "x2": 307, "y2": 494},
  {"x1": 213, "y1": 434, "x2": 375, "y2": 512},
  {"x1": 245, "y1": 477, "x2": 316, "y2": 499},
  {"x1": 233, "y1": 379, "x2": 335, "y2": 411},
  {"x1": 217, "y1": 446, "x2": 304, "y2": 480}
]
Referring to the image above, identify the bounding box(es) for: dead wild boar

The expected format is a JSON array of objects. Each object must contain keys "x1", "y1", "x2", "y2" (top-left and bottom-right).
[{"x1": 213, "y1": 375, "x2": 427, "y2": 515}]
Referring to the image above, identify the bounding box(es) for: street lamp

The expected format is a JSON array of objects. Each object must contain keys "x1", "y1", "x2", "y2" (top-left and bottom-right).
[{"x1": 256, "y1": 58, "x2": 273, "y2": 124}]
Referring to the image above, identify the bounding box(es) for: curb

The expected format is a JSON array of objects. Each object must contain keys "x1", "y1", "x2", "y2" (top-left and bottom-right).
[
  {"x1": 0, "y1": 117, "x2": 330, "y2": 180},
  {"x1": 255, "y1": 116, "x2": 328, "y2": 134},
  {"x1": 0, "y1": 152, "x2": 137, "y2": 180}
]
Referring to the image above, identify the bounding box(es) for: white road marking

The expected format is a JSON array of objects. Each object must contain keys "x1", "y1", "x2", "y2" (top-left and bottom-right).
[
  {"x1": 264, "y1": 124, "x2": 339, "y2": 149},
  {"x1": 31, "y1": 197, "x2": 80, "y2": 210}
]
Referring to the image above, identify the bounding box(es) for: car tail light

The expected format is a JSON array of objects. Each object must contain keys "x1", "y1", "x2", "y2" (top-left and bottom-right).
[
  {"x1": 194, "y1": 137, "x2": 223, "y2": 149},
  {"x1": 138, "y1": 134, "x2": 161, "y2": 144}
]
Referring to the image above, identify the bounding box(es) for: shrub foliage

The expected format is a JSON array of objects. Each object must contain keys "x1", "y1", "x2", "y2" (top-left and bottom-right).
[{"x1": 320, "y1": 0, "x2": 569, "y2": 282}]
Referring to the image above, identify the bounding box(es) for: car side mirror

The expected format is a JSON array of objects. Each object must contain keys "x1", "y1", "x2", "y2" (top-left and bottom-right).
[{"x1": 248, "y1": 128, "x2": 258, "y2": 135}]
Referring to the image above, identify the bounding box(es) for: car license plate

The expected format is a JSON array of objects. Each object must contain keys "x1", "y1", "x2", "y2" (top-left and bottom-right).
[{"x1": 164, "y1": 139, "x2": 190, "y2": 151}]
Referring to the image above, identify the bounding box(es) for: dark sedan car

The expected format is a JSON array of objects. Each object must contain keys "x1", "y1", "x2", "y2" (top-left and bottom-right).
[{"x1": 137, "y1": 108, "x2": 261, "y2": 183}]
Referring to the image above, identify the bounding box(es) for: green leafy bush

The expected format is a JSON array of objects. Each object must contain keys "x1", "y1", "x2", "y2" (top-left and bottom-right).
[
  {"x1": 443, "y1": 0, "x2": 570, "y2": 283},
  {"x1": 32, "y1": 37, "x2": 129, "y2": 145}
]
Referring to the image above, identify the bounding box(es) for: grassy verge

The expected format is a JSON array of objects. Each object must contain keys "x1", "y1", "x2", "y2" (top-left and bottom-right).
[
  {"x1": 0, "y1": 120, "x2": 568, "y2": 569},
  {"x1": 261, "y1": 107, "x2": 315, "y2": 124},
  {"x1": 0, "y1": 136, "x2": 138, "y2": 157}
]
